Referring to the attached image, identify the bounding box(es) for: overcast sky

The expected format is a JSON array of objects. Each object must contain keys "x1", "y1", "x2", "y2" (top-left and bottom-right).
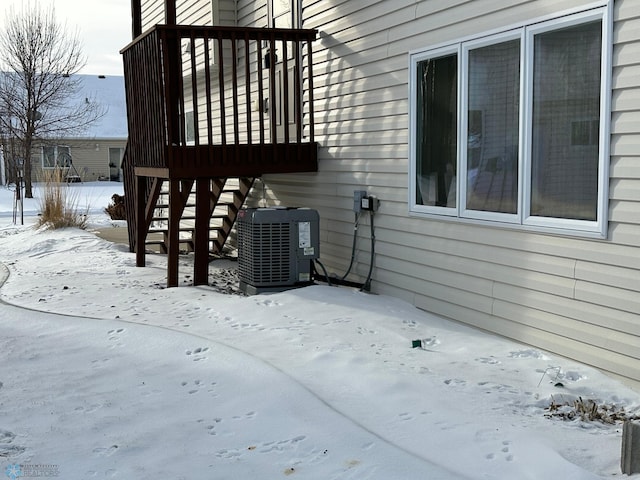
[{"x1": 0, "y1": 0, "x2": 132, "y2": 76}]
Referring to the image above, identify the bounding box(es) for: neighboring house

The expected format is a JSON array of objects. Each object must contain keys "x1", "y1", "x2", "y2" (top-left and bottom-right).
[
  {"x1": 123, "y1": 0, "x2": 640, "y2": 387},
  {"x1": 32, "y1": 74, "x2": 128, "y2": 182}
]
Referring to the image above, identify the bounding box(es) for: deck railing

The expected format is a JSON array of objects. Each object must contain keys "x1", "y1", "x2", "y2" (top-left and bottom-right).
[{"x1": 121, "y1": 24, "x2": 318, "y2": 176}]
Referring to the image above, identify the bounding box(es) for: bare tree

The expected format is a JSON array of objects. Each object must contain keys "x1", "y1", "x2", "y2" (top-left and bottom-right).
[{"x1": 0, "y1": 2, "x2": 105, "y2": 197}]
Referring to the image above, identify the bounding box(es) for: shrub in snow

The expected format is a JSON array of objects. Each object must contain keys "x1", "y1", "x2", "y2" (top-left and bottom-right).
[
  {"x1": 36, "y1": 168, "x2": 88, "y2": 230},
  {"x1": 104, "y1": 193, "x2": 126, "y2": 220},
  {"x1": 545, "y1": 395, "x2": 640, "y2": 424}
]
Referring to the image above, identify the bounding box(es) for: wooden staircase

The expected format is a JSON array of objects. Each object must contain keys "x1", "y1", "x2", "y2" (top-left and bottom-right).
[
  {"x1": 122, "y1": 149, "x2": 256, "y2": 286},
  {"x1": 145, "y1": 177, "x2": 254, "y2": 256}
]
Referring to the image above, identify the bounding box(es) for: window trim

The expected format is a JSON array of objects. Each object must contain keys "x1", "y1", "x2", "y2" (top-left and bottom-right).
[{"x1": 408, "y1": 3, "x2": 612, "y2": 238}]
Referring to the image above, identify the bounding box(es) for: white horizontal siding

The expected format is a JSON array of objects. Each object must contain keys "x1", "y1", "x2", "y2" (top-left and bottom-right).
[
  {"x1": 139, "y1": 0, "x2": 236, "y2": 28},
  {"x1": 610, "y1": 0, "x2": 640, "y2": 378},
  {"x1": 141, "y1": 0, "x2": 165, "y2": 30},
  {"x1": 237, "y1": 0, "x2": 267, "y2": 28},
  {"x1": 259, "y1": 0, "x2": 640, "y2": 386}
]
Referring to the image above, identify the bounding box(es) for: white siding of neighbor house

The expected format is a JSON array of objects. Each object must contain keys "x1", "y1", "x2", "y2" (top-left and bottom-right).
[
  {"x1": 31, "y1": 139, "x2": 127, "y2": 182},
  {"x1": 135, "y1": 0, "x2": 640, "y2": 386}
]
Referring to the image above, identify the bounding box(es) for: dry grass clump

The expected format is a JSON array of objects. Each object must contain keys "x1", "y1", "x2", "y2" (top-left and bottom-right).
[
  {"x1": 37, "y1": 168, "x2": 88, "y2": 230},
  {"x1": 546, "y1": 396, "x2": 640, "y2": 424}
]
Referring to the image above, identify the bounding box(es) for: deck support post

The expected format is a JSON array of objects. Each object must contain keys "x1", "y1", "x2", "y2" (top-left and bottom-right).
[
  {"x1": 167, "y1": 179, "x2": 181, "y2": 287},
  {"x1": 135, "y1": 175, "x2": 146, "y2": 267},
  {"x1": 622, "y1": 421, "x2": 640, "y2": 474},
  {"x1": 193, "y1": 178, "x2": 210, "y2": 285}
]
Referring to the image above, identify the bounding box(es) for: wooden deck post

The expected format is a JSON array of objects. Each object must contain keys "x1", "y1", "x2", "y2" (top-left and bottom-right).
[
  {"x1": 167, "y1": 179, "x2": 181, "y2": 287},
  {"x1": 131, "y1": 0, "x2": 142, "y2": 38},
  {"x1": 193, "y1": 178, "x2": 210, "y2": 285},
  {"x1": 136, "y1": 175, "x2": 146, "y2": 267}
]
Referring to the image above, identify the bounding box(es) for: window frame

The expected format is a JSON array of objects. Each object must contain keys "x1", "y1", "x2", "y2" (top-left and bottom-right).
[
  {"x1": 408, "y1": 4, "x2": 612, "y2": 238},
  {"x1": 42, "y1": 145, "x2": 71, "y2": 169},
  {"x1": 460, "y1": 29, "x2": 525, "y2": 224},
  {"x1": 409, "y1": 44, "x2": 461, "y2": 218},
  {"x1": 42, "y1": 145, "x2": 56, "y2": 169}
]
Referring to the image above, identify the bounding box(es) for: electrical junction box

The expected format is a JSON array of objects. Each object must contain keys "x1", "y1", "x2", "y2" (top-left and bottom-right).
[
  {"x1": 353, "y1": 190, "x2": 367, "y2": 212},
  {"x1": 361, "y1": 195, "x2": 379, "y2": 211},
  {"x1": 237, "y1": 207, "x2": 320, "y2": 295},
  {"x1": 353, "y1": 190, "x2": 380, "y2": 212}
]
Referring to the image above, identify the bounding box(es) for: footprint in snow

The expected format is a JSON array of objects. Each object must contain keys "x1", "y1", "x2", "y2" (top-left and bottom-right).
[
  {"x1": 107, "y1": 328, "x2": 126, "y2": 348},
  {"x1": 185, "y1": 347, "x2": 209, "y2": 361},
  {"x1": 232, "y1": 411, "x2": 257, "y2": 420},
  {"x1": 0, "y1": 429, "x2": 25, "y2": 457},
  {"x1": 107, "y1": 328, "x2": 125, "y2": 339},
  {"x1": 356, "y1": 326, "x2": 377, "y2": 335},
  {"x1": 476, "y1": 356, "x2": 501, "y2": 365},
  {"x1": 181, "y1": 379, "x2": 218, "y2": 396},
  {"x1": 204, "y1": 418, "x2": 222, "y2": 435},
  {"x1": 485, "y1": 440, "x2": 514, "y2": 462},
  {"x1": 255, "y1": 299, "x2": 281, "y2": 307},
  {"x1": 216, "y1": 435, "x2": 306, "y2": 460},
  {"x1": 93, "y1": 444, "x2": 119, "y2": 457},
  {"x1": 444, "y1": 378, "x2": 466, "y2": 387}
]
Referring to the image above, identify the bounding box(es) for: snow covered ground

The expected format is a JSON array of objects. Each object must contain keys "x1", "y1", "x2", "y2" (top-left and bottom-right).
[{"x1": 0, "y1": 181, "x2": 639, "y2": 479}]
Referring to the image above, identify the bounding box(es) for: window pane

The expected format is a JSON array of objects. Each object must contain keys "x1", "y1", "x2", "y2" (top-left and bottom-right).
[
  {"x1": 43, "y1": 146, "x2": 55, "y2": 168},
  {"x1": 57, "y1": 146, "x2": 71, "y2": 167},
  {"x1": 273, "y1": 0, "x2": 291, "y2": 28},
  {"x1": 531, "y1": 21, "x2": 602, "y2": 221},
  {"x1": 416, "y1": 54, "x2": 457, "y2": 208},
  {"x1": 466, "y1": 40, "x2": 520, "y2": 214}
]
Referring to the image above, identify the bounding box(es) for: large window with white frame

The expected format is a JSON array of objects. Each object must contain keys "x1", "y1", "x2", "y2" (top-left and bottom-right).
[{"x1": 409, "y1": 5, "x2": 611, "y2": 237}]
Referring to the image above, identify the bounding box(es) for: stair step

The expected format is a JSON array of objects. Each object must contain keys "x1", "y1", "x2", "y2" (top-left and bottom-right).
[
  {"x1": 148, "y1": 227, "x2": 196, "y2": 233},
  {"x1": 151, "y1": 216, "x2": 197, "y2": 222},
  {"x1": 145, "y1": 234, "x2": 225, "y2": 247},
  {"x1": 145, "y1": 240, "x2": 166, "y2": 245},
  {"x1": 146, "y1": 228, "x2": 225, "y2": 237},
  {"x1": 154, "y1": 203, "x2": 196, "y2": 209}
]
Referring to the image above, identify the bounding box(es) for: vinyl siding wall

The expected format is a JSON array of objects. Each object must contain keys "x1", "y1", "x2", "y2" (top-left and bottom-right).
[
  {"x1": 246, "y1": 0, "x2": 640, "y2": 386},
  {"x1": 140, "y1": 0, "x2": 236, "y2": 30},
  {"x1": 135, "y1": 0, "x2": 640, "y2": 386}
]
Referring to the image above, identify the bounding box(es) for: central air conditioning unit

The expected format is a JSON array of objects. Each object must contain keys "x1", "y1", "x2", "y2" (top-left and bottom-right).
[{"x1": 237, "y1": 207, "x2": 320, "y2": 295}]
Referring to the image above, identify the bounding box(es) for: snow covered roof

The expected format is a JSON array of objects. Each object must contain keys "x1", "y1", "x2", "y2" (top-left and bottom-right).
[
  {"x1": 72, "y1": 74, "x2": 127, "y2": 140},
  {"x1": 0, "y1": 73, "x2": 128, "y2": 140}
]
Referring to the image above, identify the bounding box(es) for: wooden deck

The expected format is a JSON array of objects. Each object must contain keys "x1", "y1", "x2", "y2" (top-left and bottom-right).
[
  {"x1": 121, "y1": 24, "x2": 319, "y2": 177},
  {"x1": 134, "y1": 142, "x2": 319, "y2": 179},
  {"x1": 120, "y1": 24, "x2": 319, "y2": 286}
]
